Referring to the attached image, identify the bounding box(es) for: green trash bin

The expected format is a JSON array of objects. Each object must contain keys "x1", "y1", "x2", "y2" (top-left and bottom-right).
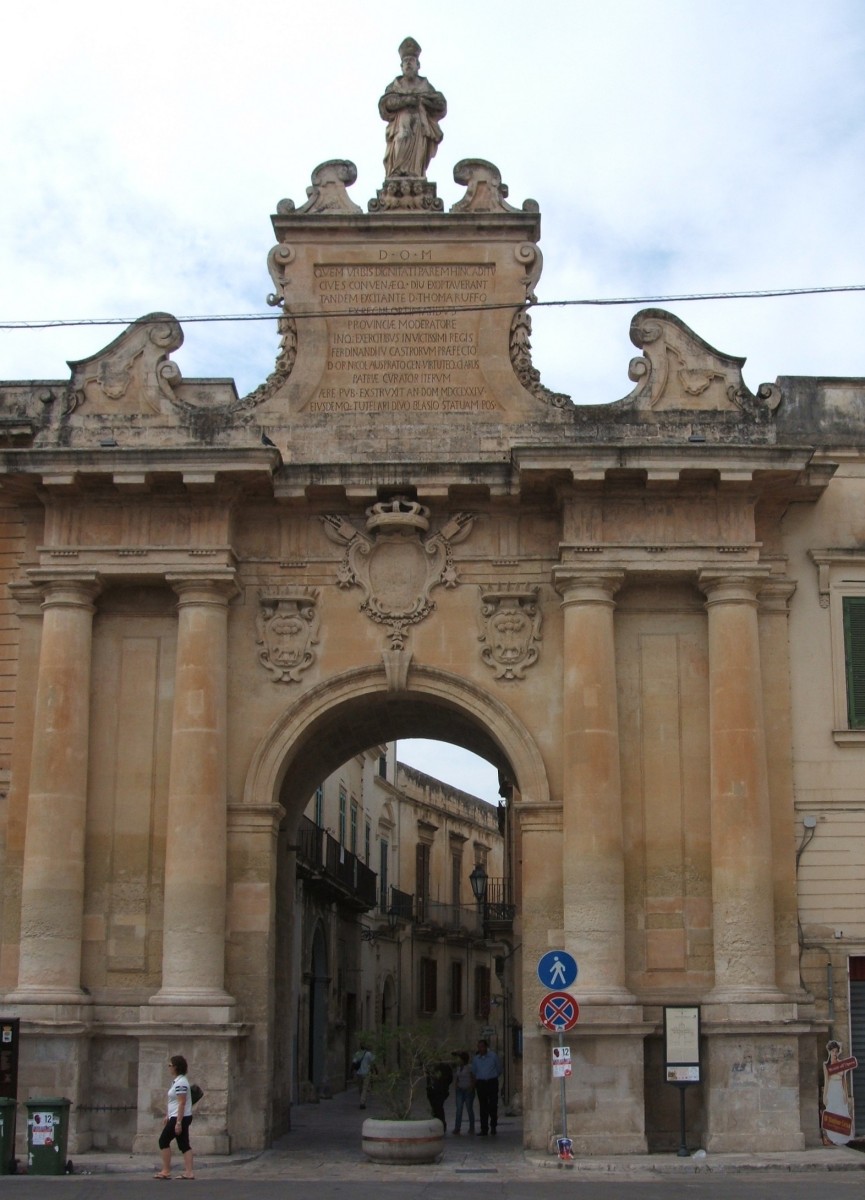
[
  {"x1": 0, "y1": 1097, "x2": 16, "y2": 1174},
  {"x1": 26, "y1": 1097, "x2": 71, "y2": 1175}
]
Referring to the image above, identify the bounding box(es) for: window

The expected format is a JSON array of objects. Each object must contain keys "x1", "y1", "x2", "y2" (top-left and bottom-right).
[
  {"x1": 420, "y1": 957, "x2": 437, "y2": 1013},
  {"x1": 808, "y1": 551, "x2": 865, "y2": 743},
  {"x1": 474, "y1": 965, "x2": 490, "y2": 1019},
  {"x1": 365, "y1": 819, "x2": 372, "y2": 864},
  {"x1": 338, "y1": 786, "x2": 347, "y2": 845},
  {"x1": 416, "y1": 843, "x2": 431, "y2": 923},
  {"x1": 379, "y1": 839, "x2": 389, "y2": 909},
  {"x1": 843, "y1": 596, "x2": 865, "y2": 728},
  {"x1": 451, "y1": 851, "x2": 462, "y2": 908},
  {"x1": 450, "y1": 961, "x2": 463, "y2": 1016},
  {"x1": 350, "y1": 798, "x2": 359, "y2": 854},
  {"x1": 313, "y1": 785, "x2": 324, "y2": 828},
  {"x1": 378, "y1": 754, "x2": 388, "y2": 779}
]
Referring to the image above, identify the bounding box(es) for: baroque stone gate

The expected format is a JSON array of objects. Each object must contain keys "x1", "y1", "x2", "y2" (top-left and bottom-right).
[{"x1": 1, "y1": 39, "x2": 862, "y2": 1156}]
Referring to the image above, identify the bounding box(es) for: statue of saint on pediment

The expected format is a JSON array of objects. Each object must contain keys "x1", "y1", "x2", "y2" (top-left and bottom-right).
[{"x1": 379, "y1": 37, "x2": 447, "y2": 180}]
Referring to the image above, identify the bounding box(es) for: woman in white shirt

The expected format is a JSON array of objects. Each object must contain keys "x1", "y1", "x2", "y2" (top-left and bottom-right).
[{"x1": 155, "y1": 1055, "x2": 194, "y2": 1179}]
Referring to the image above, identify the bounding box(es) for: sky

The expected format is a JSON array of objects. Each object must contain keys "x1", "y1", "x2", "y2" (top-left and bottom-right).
[{"x1": 1, "y1": 0, "x2": 863, "y2": 803}]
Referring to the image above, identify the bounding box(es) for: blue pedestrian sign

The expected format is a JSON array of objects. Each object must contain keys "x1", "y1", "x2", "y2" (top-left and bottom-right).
[{"x1": 537, "y1": 950, "x2": 578, "y2": 990}]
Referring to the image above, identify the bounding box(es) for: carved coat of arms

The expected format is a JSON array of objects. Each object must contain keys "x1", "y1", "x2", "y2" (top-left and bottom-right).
[
  {"x1": 478, "y1": 587, "x2": 542, "y2": 680},
  {"x1": 256, "y1": 587, "x2": 320, "y2": 682},
  {"x1": 322, "y1": 497, "x2": 474, "y2": 648}
]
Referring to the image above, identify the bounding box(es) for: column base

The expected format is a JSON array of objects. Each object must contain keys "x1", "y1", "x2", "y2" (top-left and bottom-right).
[
  {"x1": 573, "y1": 987, "x2": 637, "y2": 1006},
  {"x1": 150, "y1": 986, "x2": 236, "y2": 1015},
  {"x1": 704, "y1": 1028, "x2": 806, "y2": 1151},
  {"x1": 702, "y1": 984, "x2": 787, "y2": 1004},
  {"x1": 4, "y1": 986, "x2": 92, "y2": 1006}
]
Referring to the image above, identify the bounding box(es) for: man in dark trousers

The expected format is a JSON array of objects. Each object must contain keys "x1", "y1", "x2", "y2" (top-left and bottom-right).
[
  {"x1": 426, "y1": 1059, "x2": 453, "y2": 1130},
  {"x1": 471, "y1": 1039, "x2": 502, "y2": 1135}
]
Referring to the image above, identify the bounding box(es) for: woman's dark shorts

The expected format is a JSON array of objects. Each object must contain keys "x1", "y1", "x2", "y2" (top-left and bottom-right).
[{"x1": 158, "y1": 1115, "x2": 192, "y2": 1153}]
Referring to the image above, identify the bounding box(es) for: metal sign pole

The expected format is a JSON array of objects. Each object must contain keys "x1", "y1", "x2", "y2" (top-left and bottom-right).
[
  {"x1": 558, "y1": 1030, "x2": 568, "y2": 1141},
  {"x1": 677, "y1": 1083, "x2": 688, "y2": 1157}
]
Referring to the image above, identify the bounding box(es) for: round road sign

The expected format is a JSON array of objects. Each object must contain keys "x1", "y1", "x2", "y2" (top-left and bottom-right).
[
  {"x1": 537, "y1": 950, "x2": 578, "y2": 990},
  {"x1": 538, "y1": 990, "x2": 580, "y2": 1032}
]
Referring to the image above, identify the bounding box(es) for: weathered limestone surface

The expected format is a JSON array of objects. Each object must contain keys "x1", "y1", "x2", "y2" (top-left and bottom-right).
[{"x1": 0, "y1": 41, "x2": 862, "y2": 1158}]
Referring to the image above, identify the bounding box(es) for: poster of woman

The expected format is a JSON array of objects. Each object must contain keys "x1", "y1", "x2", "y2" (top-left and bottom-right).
[{"x1": 821, "y1": 1040, "x2": 858, "y2": 1145}]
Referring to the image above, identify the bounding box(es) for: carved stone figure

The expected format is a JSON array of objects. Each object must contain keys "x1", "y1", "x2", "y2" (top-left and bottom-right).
[
  {"x1": 256, "y1": 588, "x2": 319, "y2": 683},
  {"x1": 379, "y1": 38, "x2": 446, "y2": 180},
  {"x1": 478, "y1": 588, "x2": 542, "y2": 680}
]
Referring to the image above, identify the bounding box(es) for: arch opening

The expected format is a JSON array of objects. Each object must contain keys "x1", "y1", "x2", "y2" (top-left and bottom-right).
[{"x1": 247, "y1": 665, "x2": 547, "y2": 1138}]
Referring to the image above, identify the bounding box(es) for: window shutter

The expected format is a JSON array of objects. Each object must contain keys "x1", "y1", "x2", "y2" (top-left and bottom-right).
[{"x1": 843, "y1": 596, "x2": 865, "y2": 729}]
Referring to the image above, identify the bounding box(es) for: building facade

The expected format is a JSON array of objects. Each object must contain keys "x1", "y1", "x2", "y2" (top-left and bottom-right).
[
  {"x1": 0, "y1": 63, "x2": 863, "y2": 1155},
  {"x1": 292, "y1": 745, "x2": 508, "y2": 1108}
]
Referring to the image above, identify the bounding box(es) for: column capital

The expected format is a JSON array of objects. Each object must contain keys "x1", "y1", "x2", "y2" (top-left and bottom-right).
[
  {"x1": 758, "y1": 578, "x2": 797, "y2": 613},
  {"x1": 165, "y1": 572, "x2": 239, "y2": 605},
  {"x1": 553, "y1": 568, "x2": 625, "y2": 605},
  {"x1": 24, "y1": 571, "x2": 103, "y2": 609},
  {"x1": 698, "y1": 570, "x2": 770, "y2": 606}
]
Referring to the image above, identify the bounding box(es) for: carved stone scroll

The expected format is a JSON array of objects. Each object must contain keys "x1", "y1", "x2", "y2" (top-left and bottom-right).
[
  {"x1": 275, "y1": 160, "x2": 363, "y2": 217},
  {"x1": 478, "y1": 586, "x2": 542, "y2": 680},
  {"x1": 256, "y1": 587, "x2": 320, "y2": 682},
  {"x1": 64, "y1": 313, "x2": 183, "y2": 416},
  {"x1": 450, "y1": 160, "x2": 520, "y2": 214},
  {"x1": 624, "y1": 308, "x2": 781, "y2": 414},
  {"x1": 509, "y1": 310, "x2": 571, "y2": 409}
]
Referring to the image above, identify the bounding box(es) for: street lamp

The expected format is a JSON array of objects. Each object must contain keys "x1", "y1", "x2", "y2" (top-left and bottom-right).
[{"x1": 469, "y1": 862, "x2": 488, "y2": 904}]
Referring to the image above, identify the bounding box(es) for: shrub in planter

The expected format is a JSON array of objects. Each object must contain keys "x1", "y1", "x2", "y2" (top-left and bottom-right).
[{"x1": 358, "y1": 1025, "x2": 452, "y2": 1165}]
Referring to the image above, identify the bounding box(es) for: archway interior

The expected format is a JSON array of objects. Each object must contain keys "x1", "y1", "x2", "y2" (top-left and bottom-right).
[
  {"x1": 270, "y1": 690, "x2": 521, "y2": 1134},
  {"x1": 276, "y1": 693, "x2": 513, "y2": 823}
]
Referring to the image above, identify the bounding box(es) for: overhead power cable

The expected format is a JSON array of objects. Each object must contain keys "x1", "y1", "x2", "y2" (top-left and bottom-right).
[{"x1": 0, "y1": 282, "x2": 863, "y2": 333}]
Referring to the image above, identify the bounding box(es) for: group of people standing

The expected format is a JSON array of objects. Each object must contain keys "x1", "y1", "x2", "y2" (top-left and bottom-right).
[{"x1": 427, "y1": 1039, "x2": 503, "y2": 1137}]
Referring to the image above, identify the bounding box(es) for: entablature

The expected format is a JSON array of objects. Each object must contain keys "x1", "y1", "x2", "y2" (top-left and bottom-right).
[
  {"x1": 0, "y1": 447, "x2": 280, "y2": 499},
  {"x1": 514, "y1": 444, "x2": 834, "y2": 498}
]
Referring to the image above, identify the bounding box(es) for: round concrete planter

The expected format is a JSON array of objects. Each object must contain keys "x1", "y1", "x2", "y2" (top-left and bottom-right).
[{"x1": 361, "y1": 1117, "x2": 444, "y2": 1164}]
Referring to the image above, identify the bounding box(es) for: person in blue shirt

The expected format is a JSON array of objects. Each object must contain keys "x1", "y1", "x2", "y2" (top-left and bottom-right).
[{"x1": 471, "y1": 1039, "x2": 502, "y2": 1136}]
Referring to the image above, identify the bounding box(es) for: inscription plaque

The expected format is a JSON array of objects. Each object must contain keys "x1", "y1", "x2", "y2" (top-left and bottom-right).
[{"x1": 308, "y1": 260, "x2": 497, "y2": 415}]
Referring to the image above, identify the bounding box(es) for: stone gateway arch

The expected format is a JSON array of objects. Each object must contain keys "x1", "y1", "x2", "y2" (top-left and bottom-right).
[{"x1": 1, "y1": 42, "x2": 863, "y2": 1157}]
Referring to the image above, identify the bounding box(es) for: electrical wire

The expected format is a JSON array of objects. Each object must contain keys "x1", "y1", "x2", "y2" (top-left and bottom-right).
[{"x1": 1, "y1": 283, "x2": 863, "y2": 333}]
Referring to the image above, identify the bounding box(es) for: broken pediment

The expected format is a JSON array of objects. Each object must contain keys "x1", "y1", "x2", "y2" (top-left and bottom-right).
[
  {"x1": 622, "y1": 309, "x2": 780, "y2": 415},
  {"x1": 65, "y1": 313, "x2": 184, "y2": 416}
]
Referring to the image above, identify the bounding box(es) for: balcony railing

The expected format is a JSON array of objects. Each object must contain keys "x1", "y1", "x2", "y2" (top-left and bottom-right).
[
  {"x1": 371, "y1": 879, "x2": 516, "y2": 935},
  {"x1": 482, "y1": 877, "x2": 516, "y2": 928},
  {"x1": 295, "y1": 815, "x2": 377, "y2": 910}
]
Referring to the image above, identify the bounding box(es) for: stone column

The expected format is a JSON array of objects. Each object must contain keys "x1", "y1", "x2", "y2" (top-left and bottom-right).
[
  {"x1": 759, "y1": 580, "x2": 803, "y2": 998},
  {"x1": 553, "y1": 569, "x2": 633, "y2": 1003},
  {"x1": 517, "y1": 801, "x2": 564, "y2": 1152},
  {"x1": 152, "y1": 575, "x2": 236, "y2": 1008},
  {"x1": 699, "y1": 572, "x2": 781, "y2": 1001},
  {"x1": 9, "y1": 575, "x2": 101, "y2": 1002}
]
